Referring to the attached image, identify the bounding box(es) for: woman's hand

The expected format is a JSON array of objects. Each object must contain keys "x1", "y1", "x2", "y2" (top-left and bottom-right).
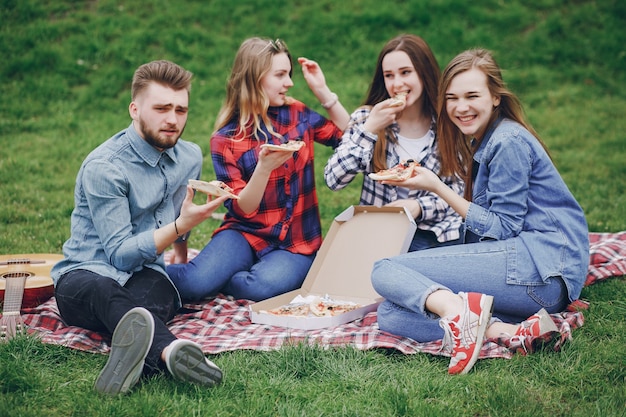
[
  {"x1": 256, "y1": 146, "x2": 296, "y2": 173},
  {"x1": 363, "y1": 99, "x2": 405, "y2": 133},
  {"x1": 382, "y1": 166, "x2": 442, "y2": 192},
  {"x1": 298, "y1": 57, "x2": 328, "y2": 96},
  {"x1": 384, "y1": 167, "x2": 470, "y2": 219},
  {"x1": 385, "y1": 199, "x2": 422, "y2": 219}
]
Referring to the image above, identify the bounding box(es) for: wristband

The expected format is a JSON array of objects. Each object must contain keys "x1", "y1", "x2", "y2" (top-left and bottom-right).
[
  {"x1": 321, "y1": 92, "x2": 338, "y2": 109},
  {"x1": 174, "y1": 219, "x2": 185, "y2": 240}
]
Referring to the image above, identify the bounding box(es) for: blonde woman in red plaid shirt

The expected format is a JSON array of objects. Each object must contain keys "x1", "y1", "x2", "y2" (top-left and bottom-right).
[{"x1": 167, "y1": 37, "x2": 349, "y2": 302}]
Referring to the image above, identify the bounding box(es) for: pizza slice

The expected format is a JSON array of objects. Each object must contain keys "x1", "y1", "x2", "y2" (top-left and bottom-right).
[
  {"x1": 368, "y1": 159, "x2": 419, "y2": 181},
  {"x1": 188, "y1": 179, "x2": 240, "y2": 199},
  {"x1": 261, "y1": 302, "x2": 310, "y2": 317},
  {"x1": 260, "y1": 140, "x2": 306, "y2": 152},
  {"x1": 309, "y1": 296, "x2": 361, "y2": 317},
  {"x1": 387, "y1": 92, "x2": 408, "y2": 108}
]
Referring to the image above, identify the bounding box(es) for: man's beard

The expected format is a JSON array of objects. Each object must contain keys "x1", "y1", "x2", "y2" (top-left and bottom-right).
[{"x1": 139, "y1": 118, "x2": 185, "y2": 150}]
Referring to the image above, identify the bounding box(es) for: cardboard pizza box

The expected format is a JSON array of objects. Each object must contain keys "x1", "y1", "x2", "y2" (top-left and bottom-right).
[{"x1": 249, "y1": 205, "x2": 417, "y2": 329}]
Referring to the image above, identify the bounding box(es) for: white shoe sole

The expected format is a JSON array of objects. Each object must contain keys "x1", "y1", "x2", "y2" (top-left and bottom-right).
[
  {"x1": 165, "y1": 339, "x2": 223, "y2": 387},
  {"x1": 94, "y1": 307, "x2": 155, "y2": 395}
]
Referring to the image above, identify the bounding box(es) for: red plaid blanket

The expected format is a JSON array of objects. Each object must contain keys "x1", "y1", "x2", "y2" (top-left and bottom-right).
[{"x1": 16, "y1": 232, "x2": 626, "y2": 359}]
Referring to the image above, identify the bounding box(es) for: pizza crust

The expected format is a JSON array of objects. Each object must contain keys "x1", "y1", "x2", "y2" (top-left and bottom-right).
[
  {"x1": 188, "y1": 179, "x2": 239, "y2": 199},
  {"x1": 387, "y1": 92, "x2": 408, "y2": 108},
  {"x1": 260, "y1": 140, "x2": 305, "y2": 152}
]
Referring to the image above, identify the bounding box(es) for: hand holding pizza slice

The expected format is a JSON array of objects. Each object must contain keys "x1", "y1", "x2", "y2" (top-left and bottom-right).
[
  {"x1": 188, "y1": 179, "x2": 240, "y2": 200},
  {"x1": 368, "y1": 159, "x2": 419, "y2": 181},
  {"x1": 387, "y1": 92, "x2": 408, "y2": 108},
  {"x1": 260, "y1": 140, "x2": 305, "y2": 152}
]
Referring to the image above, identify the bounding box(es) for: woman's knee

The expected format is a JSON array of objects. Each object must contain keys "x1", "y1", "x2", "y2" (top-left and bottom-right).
[{"x1": 371, "y1": 258, "x2": 395, "y2": 295}]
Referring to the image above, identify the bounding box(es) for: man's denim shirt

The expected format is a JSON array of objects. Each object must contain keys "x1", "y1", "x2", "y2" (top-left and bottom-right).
[
  {"x1": 463, "y1": 118, "x2": 589, "y2": 302},
  {"x1": 51, "y1": 123, "x2": 202, "y2": 301}
]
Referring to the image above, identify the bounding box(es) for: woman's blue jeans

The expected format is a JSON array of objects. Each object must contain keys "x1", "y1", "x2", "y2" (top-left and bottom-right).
[
  {"x1": 371, "y1": 238, "x2": 568, "y2": 342},
  {"x1": 167, "y1": 229, "x2": 315, "y2": 302}
]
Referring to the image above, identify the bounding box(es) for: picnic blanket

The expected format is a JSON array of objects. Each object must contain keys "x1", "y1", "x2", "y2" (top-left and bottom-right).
[{"x1": 17, "y1": 232, "x2": 626, "y2": 360}]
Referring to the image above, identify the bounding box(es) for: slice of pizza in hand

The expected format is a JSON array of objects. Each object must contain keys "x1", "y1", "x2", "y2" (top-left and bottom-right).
[
  {"x1": 387, "y1": 92, "x2": 408, "y2": 108},
  {"x1": 368, "y1": 159, "x2": 419, "y2": 181},
  {"x1": 260, "y1": 140, "x2": 306, "y2": 152},
  {"x1": 188, "y1": 179, "x2": 240, "y2": 199}
]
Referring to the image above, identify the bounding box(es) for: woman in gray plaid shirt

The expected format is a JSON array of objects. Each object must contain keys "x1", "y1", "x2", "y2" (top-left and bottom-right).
[{"x1": 324, "y1": 34, "x2": 463, "y2": 251}]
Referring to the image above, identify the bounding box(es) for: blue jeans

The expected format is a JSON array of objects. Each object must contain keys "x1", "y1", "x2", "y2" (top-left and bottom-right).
[
  {"x1": 167, "y1": 229, "x2": 315, "y2": 302},
  {"x1": 371, "y1": 238, "x2": 568, "y2": 343},
  {"x1": 54, "y1": 269, "x2": 178, "y2": 375}
]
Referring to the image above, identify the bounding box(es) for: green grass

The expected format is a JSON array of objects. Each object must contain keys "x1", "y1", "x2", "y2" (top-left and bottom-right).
[{"x1": 1, "y1": 0, "x2": 625, "y2": 415}]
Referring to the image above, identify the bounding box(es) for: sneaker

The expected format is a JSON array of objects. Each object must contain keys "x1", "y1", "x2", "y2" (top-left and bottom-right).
[
  {"x1": 439, "y1": 292, "x2": 494, "y2": 375},
  {"x1": 505, "y1": 308, "x2": 559, "y2": 355},
  {"x1": 95, "y1": 307, "x2": 155, "y2": 395},
  {"x1": 165, "y1": 339, "x2": 223, "y2": 387}
]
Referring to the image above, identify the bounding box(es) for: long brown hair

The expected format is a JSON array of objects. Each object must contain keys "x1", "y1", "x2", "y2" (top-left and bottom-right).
[
  {"x1": 214, "y1": 37, "x2": 293, "y2": 141},
  {"x1": 436, "y1": 48, "x2": 549, "y2": 199},
  {"x1": 361, "y1": 34, "x2": 440, "y2": 172}
]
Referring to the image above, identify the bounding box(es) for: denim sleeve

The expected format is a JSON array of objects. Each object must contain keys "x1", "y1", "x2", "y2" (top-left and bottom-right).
[
  {"x1": 82, "y1": 160, "x2": 157, "y2": 271},
  {"x1": 465, "y1": 137, "x2": 531, "y2": 240},
  {"x1": 324, "y1": 108, "x2": 376, "y2": 190}
]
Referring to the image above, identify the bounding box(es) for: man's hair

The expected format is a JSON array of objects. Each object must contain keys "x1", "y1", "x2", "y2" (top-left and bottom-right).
[{"x1": 131, "y1": 60, "x2": 193, "y2": 100}]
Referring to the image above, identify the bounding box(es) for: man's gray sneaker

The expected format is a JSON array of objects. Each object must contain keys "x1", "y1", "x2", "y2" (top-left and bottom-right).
[
  {"x1": 95, "y1": 307, "x2": 155, "y2": 395},
  {"x1": 165, "y1": 339, "x2": 223, "y2": 387}
]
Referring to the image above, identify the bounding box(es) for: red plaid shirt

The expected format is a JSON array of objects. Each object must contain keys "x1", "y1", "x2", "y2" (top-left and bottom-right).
[{"x1": 210, "y1": 100, "x2": 342, "y2": 256}]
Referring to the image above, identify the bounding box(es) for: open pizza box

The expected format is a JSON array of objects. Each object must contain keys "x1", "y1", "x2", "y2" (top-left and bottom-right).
[{"x1": 249, "y1": 205, "x2": 417, "y2": 330}]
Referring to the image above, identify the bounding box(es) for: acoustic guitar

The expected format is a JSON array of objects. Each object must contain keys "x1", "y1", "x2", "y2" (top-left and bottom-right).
[{"x1": 0, "y1": 253, "x2": 63, "y2": 341}]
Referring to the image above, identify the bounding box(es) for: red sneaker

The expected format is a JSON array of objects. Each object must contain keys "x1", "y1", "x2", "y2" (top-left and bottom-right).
[
  {"x1": 439, "y1": 292, "x2": 494, "y2": 375},
  {"x1": 505, "y1": 308, "x2": 559, "y2": 355}
]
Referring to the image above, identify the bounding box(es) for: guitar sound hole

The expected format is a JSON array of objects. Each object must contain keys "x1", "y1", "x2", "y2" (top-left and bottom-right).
[{"x1": 1, "y1": 272, "x2": 34, "y2": 280}]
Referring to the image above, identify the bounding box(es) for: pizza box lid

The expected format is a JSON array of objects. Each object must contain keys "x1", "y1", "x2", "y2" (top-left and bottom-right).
[{"x1": 249, "y1": 205, "x2": 417, "y2": 330}]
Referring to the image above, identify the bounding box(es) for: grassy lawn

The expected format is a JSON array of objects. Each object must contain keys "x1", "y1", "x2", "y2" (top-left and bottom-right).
[{"x1": 1, "y1": 1, "x2": 625, "y2": 416}]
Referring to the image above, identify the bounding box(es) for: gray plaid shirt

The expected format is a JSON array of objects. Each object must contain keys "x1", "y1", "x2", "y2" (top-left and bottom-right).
[{"x1": 324, "y1": 107, "x2": 463, "y2": 243}]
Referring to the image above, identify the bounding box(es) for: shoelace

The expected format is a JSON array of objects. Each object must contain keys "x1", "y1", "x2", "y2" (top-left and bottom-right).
[
  {"x1": 439, "y1": 301, "x2": 475, "y2": 353},
  {"x1": 457, "y1": 301, "x2": 476, "y2": 348},
  {"x1": 439, "y1": 319, "x2": 456, "y2": 354}
]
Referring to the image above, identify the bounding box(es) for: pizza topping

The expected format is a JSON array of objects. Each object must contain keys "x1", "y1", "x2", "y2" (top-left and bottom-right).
[
  {"x1": 259, "y1": 295, "x2": 361, "y2": 317},
  {"x1": 309, "y1": 296, "x2": 361, "y2": 317},
  {"x1": 262, "y1": 302, "x2": 310, "y2": 317},
  {"x1": 368, "y1": 159, "x2": 419, "y2": 181},
  {"x1": 260, "y1": 140, "x2": 305, "y2": 152}
]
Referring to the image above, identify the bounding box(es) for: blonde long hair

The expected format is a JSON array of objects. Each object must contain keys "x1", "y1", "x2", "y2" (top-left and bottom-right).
[
  {"x1": 436, "y1": 49, "x2": 549, "y2": 199},
  {"x1": 214, "y1": 38, "x2": 293, "y2": 141}
]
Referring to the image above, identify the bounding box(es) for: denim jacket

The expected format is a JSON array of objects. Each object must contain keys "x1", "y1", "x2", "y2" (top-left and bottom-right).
[
  {"x1": 464, "y1": 118, "x2": 589, "y2": 301},
  {"x1": 51, "y1": 123, "x2": 202, "y2": 299}
]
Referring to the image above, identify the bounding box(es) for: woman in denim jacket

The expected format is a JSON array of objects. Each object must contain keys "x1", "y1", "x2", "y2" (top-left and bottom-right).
[{"x1": 370, "y1": 49, "x2": 589, "y2": 375}]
